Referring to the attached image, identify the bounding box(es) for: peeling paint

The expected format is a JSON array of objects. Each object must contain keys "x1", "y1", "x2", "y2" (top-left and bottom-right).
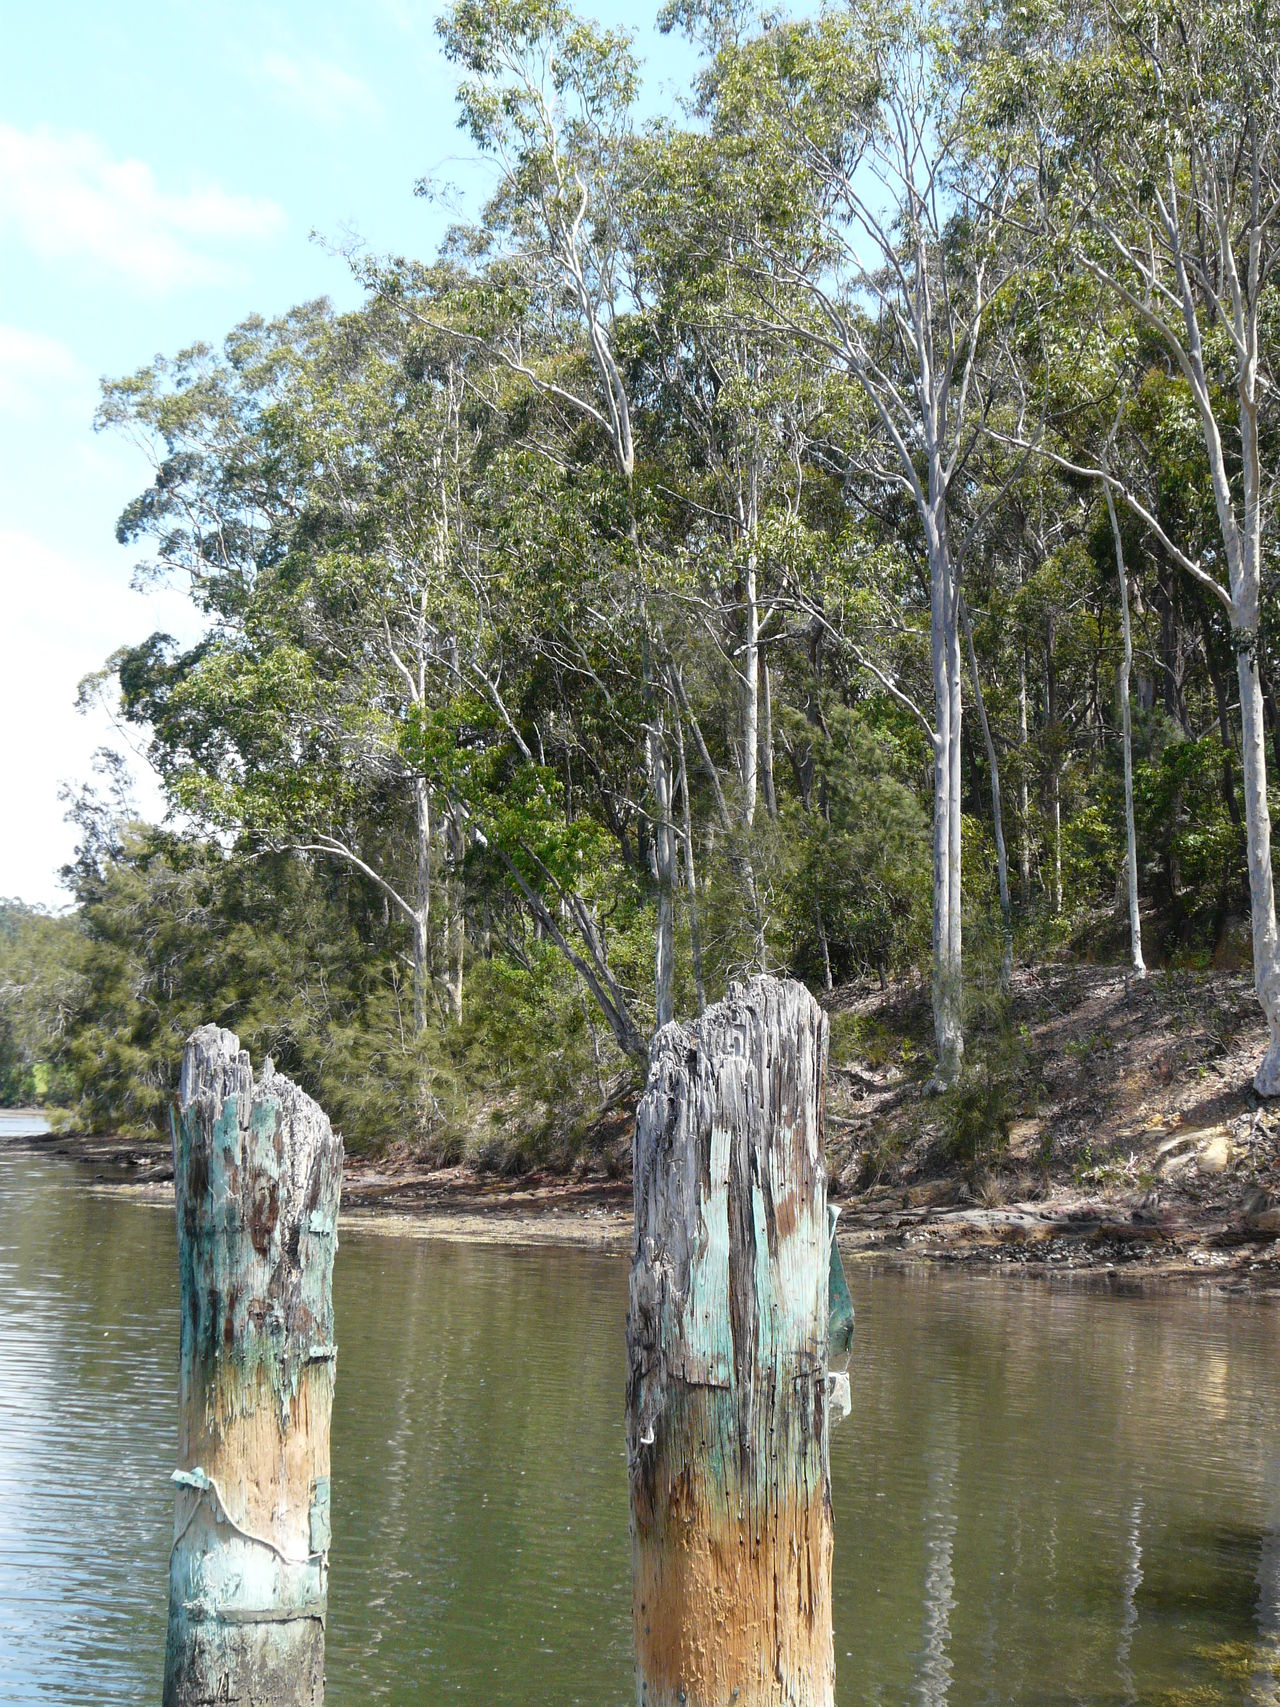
[
  {"x1": 627, "y1": 978, "x2": 835, "y2": 1707},
  {"x1": 164, "y1": 1027, "x2": 342, "y2": 1707}
]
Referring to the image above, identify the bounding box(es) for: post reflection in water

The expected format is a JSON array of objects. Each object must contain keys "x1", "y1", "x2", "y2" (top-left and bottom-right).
[
  {"x1": 1250, "y1": 1465, "x2": 1280, "y2": 1704},
  {"x1": 8, "y1": 1149, "x2": 1280, "y2": 1703}
]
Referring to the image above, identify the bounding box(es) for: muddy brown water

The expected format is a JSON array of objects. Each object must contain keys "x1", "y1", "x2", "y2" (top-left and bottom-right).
[{"x1": 4, "y1": 1124, "x2": 1280, "y2": 1704}]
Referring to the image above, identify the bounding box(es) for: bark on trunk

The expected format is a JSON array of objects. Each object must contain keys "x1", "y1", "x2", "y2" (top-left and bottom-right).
[
  {"x1": 962, "y1": 601, "x2": 1012, "y2": 981},
  {"x1": 673, "y1": 708, "x2": 707, "y2": 1013},
  {"x1": 164, "y1": 1027, "x2": 342, "y2": 1707},
  {"x1": 930, "y1": 587, "x2": 964, "y2": 1082},
  {"x1": 627, "y1": 976, "x2": 835, "y2": 1707},
  {"x1": 648, "y1": 724, "x2": 677, "y2": 1032},
  {"x1": 1046, "y1": 625, "x2": 1063, "y2": 916},
  {"x1": 1018, "y1": 646, "x2": 1031, "y2": 907},
  {"x1": 448, "y1": 810, "x2": 465, "y2": 1026},
  {"x1": 1105, "y1": 489, "x2": 1147, "y2": 978},
  {"x1": 1236, "y1": 640, "x2": 1280, "y2": 1091},
  {"x1": 1198, "y1": 605, "x2": 1243, "y2": 828},
  {"x1": 815, "y1": 903, "x2": 833, "y2": 993},
  {"x1": 742, "y1": 540, "x2": 760, "y2": 829},
  {"x1": 413, "y1": 776, "x2": 432, "y2": 1034},
  {"x1": 760, "y1": 656, "x2": 778, "y2": 820}
]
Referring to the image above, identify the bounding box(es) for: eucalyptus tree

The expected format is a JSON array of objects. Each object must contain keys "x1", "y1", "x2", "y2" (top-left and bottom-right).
[
  {"x1": 1103, "y1": 480, "x2": 1147, "y2": 977},
  {"x1": 998, "y1": 0, "x2": 1280, "y2": 1086},
  {"x1": 709, "y1": 0, "x2": 1024, "y2": 1081},
  {"x1": 436, "y1": 0, "x2": 685, "y2": 1032},
  {"x1": 623, "y1": 103, "x2": 837, "y2": 977},
  {"x1": 99, "y1": 298, "x2": 493, "y2": 1043}
]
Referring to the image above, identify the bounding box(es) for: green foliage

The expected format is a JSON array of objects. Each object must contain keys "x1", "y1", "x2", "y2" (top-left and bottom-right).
[
  {"x1": 774, "y1": 704, "x2": 931, "y2": 986},
  {"x1": 0, "y1": 902, "x2": 82, "y2": 1106},
  {"x1": 938, "y1": 956, "x2": 1026, "y2": 1167},
  {"x1": 31, "y1": 0, "x2": 1280, "y2": 1160},
  {"x1": 52, "y1": 827, "x2": 413, "y2": 1144}
]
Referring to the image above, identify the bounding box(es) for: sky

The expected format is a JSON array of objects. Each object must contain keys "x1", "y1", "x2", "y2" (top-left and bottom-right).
[{"x1": 0, "y1": 0, "x2": 694, "y2": 909}]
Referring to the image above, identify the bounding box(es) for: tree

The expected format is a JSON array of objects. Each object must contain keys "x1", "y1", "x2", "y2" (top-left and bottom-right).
[
  {"x1": 708, "y1": 0, "x2": 1024, "y2": 1080},
  {"x1": 100, "y1": 301, "x2": 484, "y2": 1043},
  {"x1": 1000, "y1": 0, "x2": 1280, "y2": 1085},
  {"x1": 437, "y1": 0, "x2": 682, "y2": 1033}
]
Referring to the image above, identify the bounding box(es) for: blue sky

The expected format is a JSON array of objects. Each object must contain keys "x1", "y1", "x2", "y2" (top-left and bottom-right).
[{"x1": 0, "y1": 0, "x2": 694, "y2": 907}]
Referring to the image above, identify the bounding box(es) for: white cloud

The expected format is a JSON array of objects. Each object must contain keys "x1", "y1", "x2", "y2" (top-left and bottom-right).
[
  {"x1": 257, "y1": 52, "x2": 383, "y2": 122},
  {"x1": 0, "y1": 123, "x2": 286, "y2": 294},
  {"x1": 0, "y1": 529, "x2": 200, "y2": 907},
  {"x1": 0, "y1": 325, "x2": 89, "y2": 419}
]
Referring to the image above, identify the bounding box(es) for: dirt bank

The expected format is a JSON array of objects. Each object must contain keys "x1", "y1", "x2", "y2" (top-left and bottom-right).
[
  {"x1": 0, "y1": 1125, "x2": 637, "y2": 1253},
  {"x1": 12, "y1": 964, "x2": 1280, "y2": 1285},
  {"x1": 822, "y1": 961, "x2": 1280, "y2": 1291}
]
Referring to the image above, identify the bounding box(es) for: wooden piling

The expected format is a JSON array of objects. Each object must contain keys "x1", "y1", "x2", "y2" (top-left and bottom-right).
[
  {"x1": 163, "y1": 1026, "x2": 343, "y2": 1707},
  {"x1": 626, "y1": 976, "x2": 835, "y2": 1707}
]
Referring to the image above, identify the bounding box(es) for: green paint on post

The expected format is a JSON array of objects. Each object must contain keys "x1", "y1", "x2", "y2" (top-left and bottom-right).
[
  {"x1": 827, "y1": 1207, "x2": 855, "y2": 1358},
  {"x1": 164, "y1": 1026, "x2": 342, "y2": 1707},
  {"x1": 627, "y1": 976, "x2": 836, "y2": 1707}
]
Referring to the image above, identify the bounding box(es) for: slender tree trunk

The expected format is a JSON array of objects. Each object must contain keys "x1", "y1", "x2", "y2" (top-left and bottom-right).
[
  {"x1": 1046, "y1": 623, "x2": 1063, "y2": 915},
  {"x1": 1105, "y1": 489, "x2": 1147, "y2": 977},
  {"x1": 962, "y1": 600, "x2": 1012, "y2": 980},
  {"x1": 742, "y1": 540, "x2": 760, "y2": 828},
  {"x1": 1190, "y1": 352, "x2": 1280, "y2": 1090},
  {"x1": 928, "y1": 521, "x2": 964, "y2": 1081},
  {"x1": 1018, "y1": 645, "x2": 1031, "y2": 907},
  {"x1": 413, "y1": 776, "x2": 432, "y2": 1033},
  {"x1": 670, "y1": 659, "x2": 767, "y2": 974},
  {"x1": 165, "y1": 1028, "x2": 342, "y2": 1707},
  {"x1": 815, "y1": 903, "x2": 833, "y2": 993},
  {"x1": 760, "y1": 655, "x2": 778, "y2": 820},
  {"x1": 648, "y1": 724, "x2": 677, "y2": 1032},
  {"x1": 627, "y1": 977, "x2": 835, "y2": 1707},
  {"x1": 1199, "y1": 609, "x2": 1243, "y2": 828},
  {"x1": 1259, "y1": 668, "x2": 1280, "y2": 799},
  {"x1": 1237, "y1": 629, "x2": 1280, "y2": 1090},
  {"x1": 448, "y1": 811, "x2": 465, "y2": 1026},
  {"x1": 673, "y1": 707, "x2": 707, "y2": 1013},
  {"x1": 948, "y1": 613, "x2": 964, "y2": 978},
  {"x1": 634, "y1": 501, "x2": 676, "y2": 1038}
]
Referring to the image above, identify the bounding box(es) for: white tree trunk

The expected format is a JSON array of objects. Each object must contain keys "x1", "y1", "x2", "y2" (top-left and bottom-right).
[
  {"x1": 760, "y1": 655, "x2": 778, "y2": 820},
  {"x1": 648, "y1": 724, "x2": 677, "y2": 1032},
  {"x1": 930, "y1": 541, "x2": 964, "y2": 1082},
  {"x1": 448, "y1": 810, "x2": 465, "y2": 1026},
  {"x1": 1237, "y1": 637, "x2": 1280, "y2": 1090},
  {"x1": 413, "y1": 776, "x2": 432, "y2": 1034},
  {"x1": 815, "y1": 904, "x2": 833, "y2": 993},
  {"x1": 948, "y1": 617, "x2": 964, "y2": 983},
  {"x1": 1105, "y1": 489, "x2": 1146, "y2": 978},
  {"x1": 962, "y1": 602, "x2": 1012, "y2": 981},
  {"x1": 1018, "y1": 647, "x2": 1031, "y2": 907},
  {"x1": 742, "y1": 545, "x2": 759, "y2": 830},
  {"x1": 673, "y1": 709, "x2": 707, "y2": 1013},
  {"x1": 1046, "y1": 629, "x2": 1063, "y2": 916},
  {"x1": 1233, "y1": 383, "x2": 1280, "y2": 1091}
]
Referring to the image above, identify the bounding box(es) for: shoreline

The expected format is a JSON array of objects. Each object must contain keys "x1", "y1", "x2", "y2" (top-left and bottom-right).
[{"x1": 8, "y1": 1122, "x2": 1280, "y2": 1291}]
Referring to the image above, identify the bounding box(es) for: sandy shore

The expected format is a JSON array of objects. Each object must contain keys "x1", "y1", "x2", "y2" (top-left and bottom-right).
[{"x1": 8, "y1": 1120, "x2": 1280, "y2": 1289}]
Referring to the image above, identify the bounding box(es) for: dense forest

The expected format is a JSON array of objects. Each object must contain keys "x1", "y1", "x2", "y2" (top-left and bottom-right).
[{"x1": 4, "y1": 0, "x2": 1279, "y2": 1165}]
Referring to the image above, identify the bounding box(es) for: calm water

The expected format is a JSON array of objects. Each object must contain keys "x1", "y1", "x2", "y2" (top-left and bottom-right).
[{"x1": 4, "y1": 1139, "x2": 1280, "y2": 1704}]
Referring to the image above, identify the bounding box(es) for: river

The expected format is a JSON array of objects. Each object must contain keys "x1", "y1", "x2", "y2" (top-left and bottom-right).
[{"x1": 3, "y1": 1127, "x2": 1280, "y2": 1703}]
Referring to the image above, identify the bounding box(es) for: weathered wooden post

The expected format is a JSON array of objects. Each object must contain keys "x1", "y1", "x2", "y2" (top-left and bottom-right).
[
  {"x1": 626, "y1": 976, "x2": 836, "y2": 1707},
  {"x1": 164, "y1": 1026, "x2": 343, "y2": 1707}
]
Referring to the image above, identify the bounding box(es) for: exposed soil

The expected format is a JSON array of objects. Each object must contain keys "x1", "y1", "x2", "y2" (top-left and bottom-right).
[
  {"x1": 822, "y1": 962, "x2": 1280, "y2": 1292},
  {"x1": 2, "y1": 1124, "x2": 636, "y2": 1252},
  {"x1": 12, "y1": 963, "x2": 1280, "y2": 1285}
]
